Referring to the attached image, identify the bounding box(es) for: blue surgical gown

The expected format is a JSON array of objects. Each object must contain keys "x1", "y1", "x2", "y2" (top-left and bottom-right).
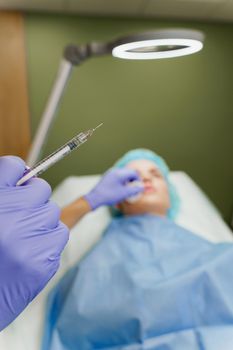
[{"x1": 42, "y1": 214, "x2": 233, "y2": 350}]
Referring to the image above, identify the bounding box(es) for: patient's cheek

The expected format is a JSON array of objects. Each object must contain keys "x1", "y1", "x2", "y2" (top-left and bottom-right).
[{"x1": 164, "y1": 187, "x2": 171, "y2": 207}]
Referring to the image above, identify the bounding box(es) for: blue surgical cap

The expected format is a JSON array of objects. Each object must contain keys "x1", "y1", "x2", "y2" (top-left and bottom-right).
[{"x1": 112, "y1": 149, "x2": 180, "y2": 220}]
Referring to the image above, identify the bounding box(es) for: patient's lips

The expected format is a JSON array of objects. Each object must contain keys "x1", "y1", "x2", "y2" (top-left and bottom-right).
[{"x1": 144, "y1": 184, "x2": 156, "y2": 194}]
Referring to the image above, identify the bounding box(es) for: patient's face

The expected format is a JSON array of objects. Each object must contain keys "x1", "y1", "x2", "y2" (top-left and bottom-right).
[{"x1": 118, "y1": 159, "x2": 170, "y2": 217}]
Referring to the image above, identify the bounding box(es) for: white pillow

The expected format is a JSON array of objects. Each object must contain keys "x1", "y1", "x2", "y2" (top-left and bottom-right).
[{"x1": 170, "y1": 172, "x2": 233, "y2": 242}]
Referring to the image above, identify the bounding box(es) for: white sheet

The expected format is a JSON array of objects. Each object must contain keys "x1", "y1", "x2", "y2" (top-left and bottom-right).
[{"x1": 0, "y1": 172, "x2": 232, "y2": 350}]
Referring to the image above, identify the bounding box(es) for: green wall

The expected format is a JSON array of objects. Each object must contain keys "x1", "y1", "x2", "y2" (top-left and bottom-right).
[{"x1": 25, "y1": 14, "x2": 233, "y2": 223}]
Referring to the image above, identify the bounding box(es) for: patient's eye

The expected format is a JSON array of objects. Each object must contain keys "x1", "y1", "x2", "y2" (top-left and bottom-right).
[{"x1": 150, "y1": 169, "x2": 162, "y2": 178}]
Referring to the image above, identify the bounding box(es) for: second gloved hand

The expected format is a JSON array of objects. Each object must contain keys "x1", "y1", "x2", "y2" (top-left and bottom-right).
[{"x1": 84, "y1": 168, "x2": 144, "y2": 210}]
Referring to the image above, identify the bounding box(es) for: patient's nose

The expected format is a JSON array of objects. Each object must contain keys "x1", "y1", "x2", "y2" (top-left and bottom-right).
[{"x1": 142, "y1": 173, "x2": 153, "y2": 183}]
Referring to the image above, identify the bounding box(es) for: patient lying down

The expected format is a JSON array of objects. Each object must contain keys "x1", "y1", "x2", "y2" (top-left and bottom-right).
[{"x1": 42, "y1": 149, "x2": 233, "y2": 350}]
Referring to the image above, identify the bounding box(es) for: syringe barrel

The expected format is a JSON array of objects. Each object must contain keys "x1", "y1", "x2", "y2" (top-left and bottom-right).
[{"x1": 17, "y1": 129, "x2": 94, "y2": 186}]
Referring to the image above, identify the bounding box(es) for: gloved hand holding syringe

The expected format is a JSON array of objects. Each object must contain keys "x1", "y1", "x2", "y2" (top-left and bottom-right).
[{"x1": 17, "y1": 123, "x2": 103, "y2": 186}]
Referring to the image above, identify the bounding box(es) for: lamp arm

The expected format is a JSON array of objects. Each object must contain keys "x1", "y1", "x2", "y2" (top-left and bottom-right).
[
  {"x1": 26, "y1": 42, "x2": 111, "y2": 167},
  {"x1": 26, "y1": 59, "x2": 73, "y2": 166}
]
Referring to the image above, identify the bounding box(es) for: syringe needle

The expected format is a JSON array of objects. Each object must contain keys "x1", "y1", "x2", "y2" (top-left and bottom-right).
[{"x1": 93, "y1": 123, "x2": 103, "y2": 132}]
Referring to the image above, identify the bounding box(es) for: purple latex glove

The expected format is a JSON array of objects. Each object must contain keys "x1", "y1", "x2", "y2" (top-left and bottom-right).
[
  {"x1": 84, "y1": 168, "x2": 144, "y2": 210},
  {"x1": 0, "y1": 156, "x2": 69, "y2": 331}
]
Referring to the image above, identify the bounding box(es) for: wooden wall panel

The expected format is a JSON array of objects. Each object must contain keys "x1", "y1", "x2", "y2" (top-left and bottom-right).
[{"x1": 0, "y1": 12, "x2": 30, "y2": 159}]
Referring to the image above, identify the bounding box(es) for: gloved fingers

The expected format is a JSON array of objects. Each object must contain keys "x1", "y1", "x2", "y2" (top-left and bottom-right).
[
  {"x1": 115, "y1": 168, "x2": 140, "y2": 183},
  {"x1": 18, "y1": 177, "x2": 52, "y2": 208},
  {"x1": 10, "y1": 202, "x2": 60, "y2": 236},
  {"x1": 0, "y1": 156, "x2": 26, "y2": 187},
  {"x1": 125, "y1": 185, "x2": 144, "y2": 198},
  {"x1": 37, "y1": 201, "x2": 61, "y2": 229},
  {"x1": 112, "y1": 185, "x2": 144, "y2": 204},
  {"x1": 45, "y1": 222, "x2": 69, "y2": 261}
]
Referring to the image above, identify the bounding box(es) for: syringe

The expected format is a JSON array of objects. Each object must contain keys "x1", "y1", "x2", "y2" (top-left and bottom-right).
[{"x1": 17, "y1": 123, "x2": 103, "y2": 186}]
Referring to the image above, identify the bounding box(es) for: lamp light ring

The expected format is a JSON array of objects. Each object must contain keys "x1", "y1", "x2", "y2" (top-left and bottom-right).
[{"x1": 111, "y1": 29, "x2": 204, "y2": 60}]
